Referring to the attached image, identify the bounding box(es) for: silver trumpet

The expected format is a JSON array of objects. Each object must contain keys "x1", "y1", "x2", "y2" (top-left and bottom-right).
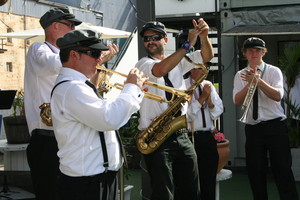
[{"x1": 239, "y1": 74, "x2": 259, "y2": 123}]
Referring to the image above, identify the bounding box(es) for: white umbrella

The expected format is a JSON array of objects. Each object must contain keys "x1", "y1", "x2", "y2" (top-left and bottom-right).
[{"x1": 0, "y1": 23, "x2": 131, "y2": 42}]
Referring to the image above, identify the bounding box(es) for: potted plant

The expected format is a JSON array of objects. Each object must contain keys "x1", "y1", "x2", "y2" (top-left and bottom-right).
[
  {"x1": 278, "y1": 45, "x2": 300, "y2": 181},
  {"x1": 211, "y1": 129, "x2": 230, "y2": 173},
  {"x1": 278, "y1": 45, "x2": 300, "y2": 148},
  {"x1": 3, "y1": 90, "x2": 30, "y2": 144},
  {"x1": 119, "y1": 113, "x2": 141, "y2": 169}
]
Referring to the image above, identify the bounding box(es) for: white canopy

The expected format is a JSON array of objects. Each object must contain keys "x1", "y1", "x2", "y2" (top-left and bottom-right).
[{"x1": 0, "y1": 24, "x2": 131, "y2": 42}]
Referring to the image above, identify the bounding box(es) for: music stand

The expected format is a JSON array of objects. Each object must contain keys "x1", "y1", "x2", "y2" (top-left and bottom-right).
[{"x1": 0, "y1": 90, "x2": 17, "y2": 110}]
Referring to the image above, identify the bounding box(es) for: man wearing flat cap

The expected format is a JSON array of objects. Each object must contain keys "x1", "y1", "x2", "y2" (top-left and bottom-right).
[
  {"x1": 135, "y1": 19, "x2": 213, "y2": 200},
  {"x1": 24, "y1": 7, "x2": 82, "y2": 200},
  {"x1": 50, "y1": 29, "x2": 146, "y2": 200},
  {"x1": 233, "y1": 37, "x2": 299, "y2": 199}
]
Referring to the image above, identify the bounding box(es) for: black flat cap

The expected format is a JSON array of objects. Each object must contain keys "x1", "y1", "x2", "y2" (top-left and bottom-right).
[
  {"x1": 243, "y1": 37, "x2": 266, "y2": 49},
  {"x1": 140, "y1": 21, "x2": 167, "y2": 37},
  {"x1": 40, "y1": 7, "x2": 82, "y2": 29},
  {"x1": 56, "y1": 29, "x2": 109, "y2": 50}
]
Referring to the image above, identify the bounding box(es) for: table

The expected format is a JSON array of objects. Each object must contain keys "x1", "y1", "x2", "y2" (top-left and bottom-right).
[
  {"x1": 0, "y1": 140, "x2": 29, "y2": 171},
  {"x1": 216, "y1": 169, "x2": 232, "y2": 200}
]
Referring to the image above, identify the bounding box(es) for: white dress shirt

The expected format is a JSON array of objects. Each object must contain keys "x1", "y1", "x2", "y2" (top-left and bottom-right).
[
  {"x1": 24, "y1": 42, "x2": 61, "y2": 133},
  {"x1": 51, "y1": 67, "x2": 144, "y2": 177},
  {"x1": 135, "y1": 50, "x2": 204, "y2": 130},
  {"x1": 233, "y1": 62, "x2": 286, "y2": 125},
  {"x1": 186, "y1": 79, "x2": 223, "y2": 131}
]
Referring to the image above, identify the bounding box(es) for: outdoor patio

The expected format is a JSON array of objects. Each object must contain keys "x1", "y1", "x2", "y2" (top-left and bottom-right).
[
  {"x1": 0, "y1": 153, "x2": 299, "y2": 200},
  {"x1": 125, "y1": 167, "x2": 300, "y2": 200}
]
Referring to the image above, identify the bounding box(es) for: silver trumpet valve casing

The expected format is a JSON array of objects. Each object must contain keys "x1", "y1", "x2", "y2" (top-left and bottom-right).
[{"x1": 239, "y1": 73, "x2": 260, "y2": 123}]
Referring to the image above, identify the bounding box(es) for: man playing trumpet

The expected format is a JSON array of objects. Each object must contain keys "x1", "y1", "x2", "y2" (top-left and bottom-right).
[
  {"x1": 135, "y1": 19, "x2": 213, "y2": 200},
  {"x1": 233, "y1": 37, "x2": 298, "y2": 200},
  {"x1": 51, "y1": 29, "x2": 147, "y2": 200}
]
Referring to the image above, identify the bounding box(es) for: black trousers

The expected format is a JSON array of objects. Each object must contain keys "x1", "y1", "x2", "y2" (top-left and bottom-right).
[
  {"x1": 26, "y1": 129, "x2": 60, "y2": 200},
  {"x1": 193, "y1": 131, "x2": 219, "y2": 200},
  {"x1": 57, "y1": 171, "x2": 118, "y2": 200},
  {"x1": 144, "y1": 133, "x2": 200, "y2": 200},
  {"x1": 245, "y1": 119, "x2": 299, "y2": 200}
]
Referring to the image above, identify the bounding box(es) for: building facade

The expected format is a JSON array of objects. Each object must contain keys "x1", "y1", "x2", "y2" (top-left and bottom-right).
[{"x1": 0, "y1": 0, "x2": 137, "y2": 90}]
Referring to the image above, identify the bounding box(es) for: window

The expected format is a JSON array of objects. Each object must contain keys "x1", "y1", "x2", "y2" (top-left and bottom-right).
[
  {"x1": 7, "y1": 28, "x2": 13, "y2": 43},
  {"x1": 6, "y1": 62, "x2": 12, "y2": 72}
]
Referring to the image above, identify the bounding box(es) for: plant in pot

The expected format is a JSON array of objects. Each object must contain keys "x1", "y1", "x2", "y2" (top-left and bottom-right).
[
  {"x1": 3, "y1": 90, "x2": 30, "y2": 144},
  {"x1": 119, "y1": 112, "x2": 140, "y2": 170},
  {"x1": 211, "y1": 129, "x2": 230, "y2": 173},
  {"x1": 278, "y1": 45, "x2": 300, "y2": 148}
]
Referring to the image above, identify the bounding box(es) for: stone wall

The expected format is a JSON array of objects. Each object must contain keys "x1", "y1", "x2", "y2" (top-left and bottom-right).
[{"x1": 0, "y1": 12, "x2": 40, "y2": 90}]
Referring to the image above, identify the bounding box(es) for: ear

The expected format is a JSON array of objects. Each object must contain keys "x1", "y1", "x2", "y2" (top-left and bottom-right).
[
  {"x1": 51, "y1": 22, "x2": 59, "y2": 31},
  {"x1": 163, "y1": 37, "x2": 168, "y2": 44},
  {"x1": 70, "y1": 50, "x2": 80, "y2": 61}
]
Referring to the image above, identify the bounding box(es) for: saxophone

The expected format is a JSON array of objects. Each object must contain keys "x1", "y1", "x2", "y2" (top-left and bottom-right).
[{"x1": 137, "y1": 63, "x2": 209, "y2": 154}]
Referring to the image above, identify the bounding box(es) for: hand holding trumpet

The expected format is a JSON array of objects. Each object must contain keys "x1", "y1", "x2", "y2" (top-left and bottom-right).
[
  {"x1": 125, "y1": 68, "x2": 148, "y2": 89},
  {"x1": 241, "y1": 67, "x2": 261, "y2": 86}
]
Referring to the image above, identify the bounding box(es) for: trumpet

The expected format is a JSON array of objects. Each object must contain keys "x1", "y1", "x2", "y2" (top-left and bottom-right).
[
  {"x1": 96, "y1": 65, "x2": 191, "y2": 103},
  {"x1": 239, "y1": 74, "x2": 259, "y2": 123}
]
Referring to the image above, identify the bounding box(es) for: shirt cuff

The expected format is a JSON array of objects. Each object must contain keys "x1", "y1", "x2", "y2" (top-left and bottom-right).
[{"x1": 122, "y1": 83, "x2": 144, "y2": 103}]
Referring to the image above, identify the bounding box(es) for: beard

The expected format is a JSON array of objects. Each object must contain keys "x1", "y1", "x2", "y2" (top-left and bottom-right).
[{"x1": 145, "y1": 43, "x2": 164, "y2": 57}]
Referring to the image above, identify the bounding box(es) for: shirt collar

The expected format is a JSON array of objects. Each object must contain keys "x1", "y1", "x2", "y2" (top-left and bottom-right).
[
  {"x1": 59, "y1": 67, "x2": 89, "y2": 82},
  {"x1": 257, "y1": 62, "x2": 265, "y2": 71},
  {"x1": 45, "y1": 41, "x2": 59, "y2": 54},
  {"x1": 247, "y1": 62, "x2": 265, "y2": 71}
]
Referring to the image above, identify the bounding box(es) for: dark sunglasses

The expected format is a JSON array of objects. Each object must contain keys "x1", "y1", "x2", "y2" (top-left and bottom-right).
[
  {"x1": 57, "y1": 21, "x2": 75, "y2": 29},
  {"x1": 143, "y1": 34, "x2": 164, "y2": 42},
  {"x1": 76, "y1": 49, "x2": 102, "y2": 59}
]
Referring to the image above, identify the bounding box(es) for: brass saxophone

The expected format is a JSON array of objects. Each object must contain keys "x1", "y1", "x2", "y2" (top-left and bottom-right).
[
  {"x1": 137, "y1": 64, "x2": 209, "y2": 154},
  {"x1": 39, "y1": 103, "x2": 53, "y2": 126}
]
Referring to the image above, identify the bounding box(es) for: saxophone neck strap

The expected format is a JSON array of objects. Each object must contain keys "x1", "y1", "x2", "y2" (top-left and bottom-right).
[
  {"x1": 50, "y1": 80, "x2": 70, "y2": 98},
  {"x1": 261, "y1": 63, "x2": 266, "y2": 79}
]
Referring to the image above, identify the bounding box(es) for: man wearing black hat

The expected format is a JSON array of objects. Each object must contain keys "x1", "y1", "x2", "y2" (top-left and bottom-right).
[
  {"x1": 24, "y1": 7, "x2": 82, "y2": 200},
  {"x1": 51, "y1": 29, "x2": 146, "y2": 200},
  {"x1": 233, "y1": 37, "x2": 299, "y2": 199},
  {"x1": 135, "y1": 19, "x2": 213, "y2": 200}
]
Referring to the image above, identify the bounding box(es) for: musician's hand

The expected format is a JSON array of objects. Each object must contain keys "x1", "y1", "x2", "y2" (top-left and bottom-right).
[
  {"x1": 125, "y1": 68, "x2": 148, "y2": 89},
  {"x1": 99, "y1": 43, "x2": 119, "y2": 65},
  {"x1": 198, "y1": 84, "x2": 211, "y2": 105},
  {"x1": 241, "y1": 67, "x2": 260, "y2": 84},
  {"x1": 195, "y1": 18, "x2": 209, "y2": 38},
  {"x1": 202, "y1": 84, "x2": 211, "y2": 99},
  {"x1": 188, "y1": 19, "x2": 203, "y2": 46}
]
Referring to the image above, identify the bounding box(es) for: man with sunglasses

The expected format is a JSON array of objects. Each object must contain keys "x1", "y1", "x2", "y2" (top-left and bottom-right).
[
  {"x1": 51, "y1": 29, "x2": 146, "y2": 200},
  {"x1": 135, "y1": 19, "x2": 214, "y2": 200},
  {"x1": 24, "y1": 7, "x2": 82, "y2": 200}
]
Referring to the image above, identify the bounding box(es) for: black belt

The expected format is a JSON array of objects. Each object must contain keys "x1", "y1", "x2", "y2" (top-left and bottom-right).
[
  {"x1": 258, "y1": 117, "x2": 282, "y2": 125},
  {"x1": 60, "y1": 170, "x2": 117, "y2": 179},
  {"x1": 193, "y1": 130, "x2": 211, "y2": 134},
  {"x1": 31, "y1": 129, "x2": 55, "y2": 137}
]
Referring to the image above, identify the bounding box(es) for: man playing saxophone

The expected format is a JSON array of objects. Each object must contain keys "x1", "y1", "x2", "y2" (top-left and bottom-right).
[
  {"x1": 135, "y1": 19, "x2": 213, "y2": 200},
  {"x1": 233, "y1": 37, "x2": 298, "y2": 200}
]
